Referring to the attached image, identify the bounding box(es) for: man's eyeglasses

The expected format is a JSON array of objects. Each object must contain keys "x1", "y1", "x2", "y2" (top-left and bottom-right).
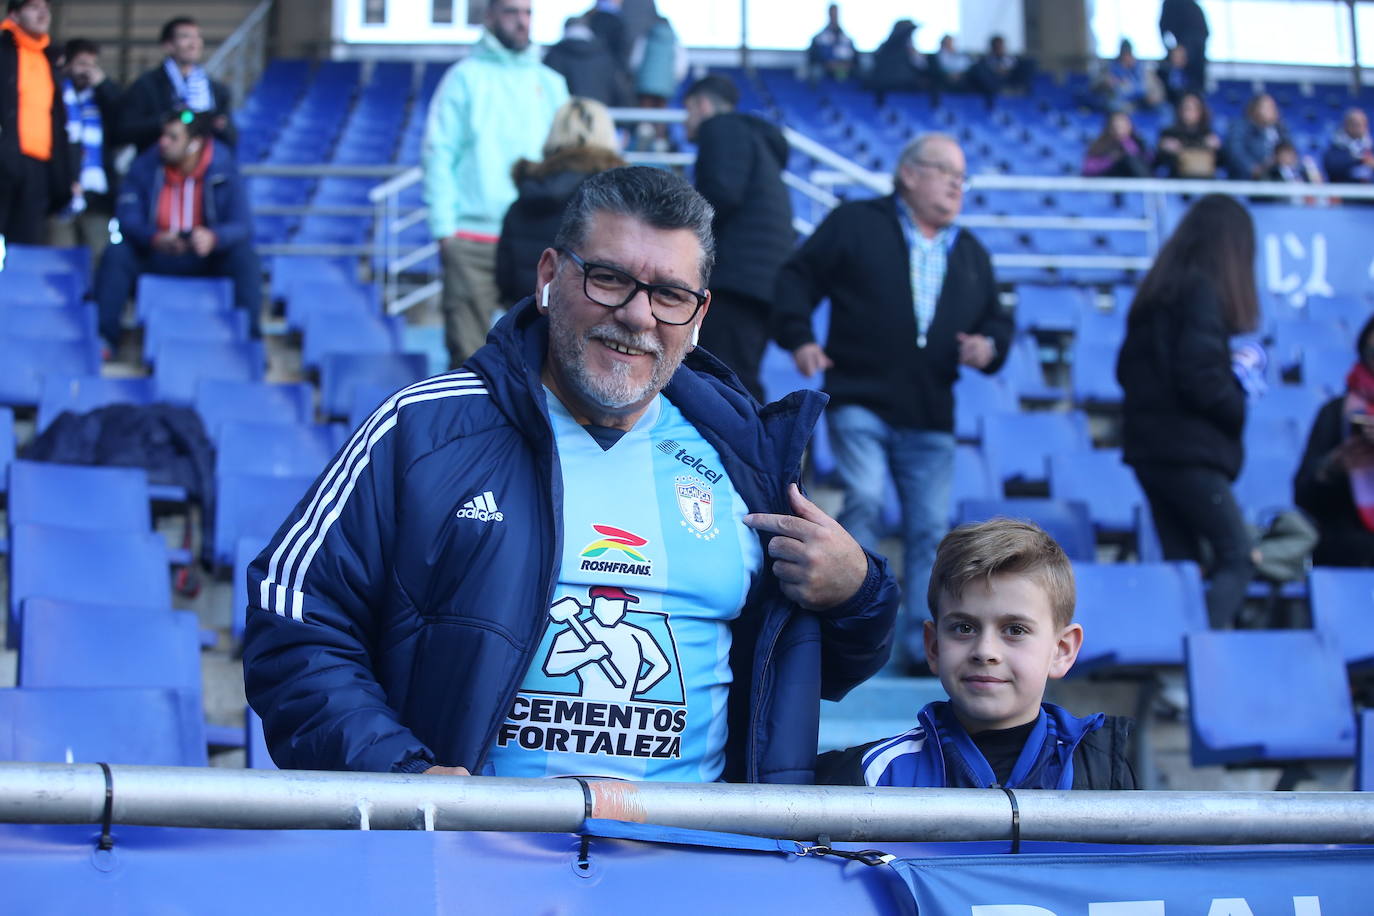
[
  {"x1": 914, "y1": 159, "x2": 970, "y2": 191},
  {"x1": 558, "y1": 248, "x2": 707, "y2": 326}
]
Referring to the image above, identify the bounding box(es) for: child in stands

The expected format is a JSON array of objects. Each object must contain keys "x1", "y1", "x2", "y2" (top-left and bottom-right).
[{"x1": 817, "y1": 519, "x2": 1136, "y2": 789}]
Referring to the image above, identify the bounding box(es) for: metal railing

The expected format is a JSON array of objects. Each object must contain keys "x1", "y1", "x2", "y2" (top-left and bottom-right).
[
  {"x1": 206, "y1": 0, "x2": 276, "y2": 113},
  {"x1": 2, "y1": 763, "x2": 1372, "y2": 845}
]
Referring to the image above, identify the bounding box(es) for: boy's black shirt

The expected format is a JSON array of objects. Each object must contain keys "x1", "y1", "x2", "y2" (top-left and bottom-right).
[{"x1": 970, "y1": 720, "x2": 1037, "y2": 786}]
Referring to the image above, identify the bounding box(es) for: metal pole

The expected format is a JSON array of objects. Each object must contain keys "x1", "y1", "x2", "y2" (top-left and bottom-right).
[
  {"x1": 740, "y1": 0, "x2": 750, "y2": 73},
  {"x1": 3, "y1": 764, "x2": 1374, "y2": 845}
]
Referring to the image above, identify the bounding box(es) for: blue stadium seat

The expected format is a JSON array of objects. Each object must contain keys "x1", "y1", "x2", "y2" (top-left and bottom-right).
[
  {"x1": 301, "y1": 310, "x2": 402, "y2": 372},
  {"x1": 1302, "y1": 345, "x2": 1354, "y2": 396},
  {"x1": 1186, "y1": 630, "x2": 1356, "y2": 767},
  {"x1": 1002, "y1": 335, "x2": 1065, "y2": 402},
  {"x1": 1250, "y1": 384, "x2": 1328, "y2": 433},
  {"x1": 348, "y1": 382, "x2": 399, "y2": 432},
  {"x1": 1071, "y1": 342, "x2": 1124, "y2": 405},
  {"x1": 143, "y1": 306, "x2": 251, "y2": 363},
  {"x1": 982, "y1": 410, "x2": 1091, "y2": 487},
  {"x1": 232, "y1": 536, "x2": 268, "y2": 641},
  {"x1": 153, "y1": 339, "x2": 267, "y2": 405},
  {"x1": 283, "y1": 276, "x2": 376, "y2": 330},
  {"x1": 217, "y1": 421, "x2": 339, "y2": 479},
  {"x1": 1306, "y1": 295, "x2": 1370, "y2": 332},
  {"x1": 953, "y1": 368, "x2": 1013, "y2": 441},
  {"x1": 3, "y1": 243, "x2": 91, "y2": 285},
  {"x1": 955, "y1": 498, "x2": 1096, "y2": 561},
  {"x1": 1309, "y1": 567, "x2": 1374, "y2": 669},
  {"x1": 8, "y1": 461, "x2": 151, "y2": 532},
  {"x1": 1048, "y1": 449, "x2": 1145, "y2": 535},
  {"x1": 1071, "y1": 562, "x2": 1208, "y2": 672},
  {"x1": 0, "y1": 686, "x2": 207, "y2": 766},
  {"x1": 1232, "y1": 453, "x2": 1299, "y2": 525},
  {"x1": 212, "y1": 473, "x2": 314, "y2": 568},
  {"x1": 36, "y1": 375, "x2": 154, "y2": 433},
  {"x1": 1271, "y1": 320, "x2": 1349, "y2": 371},
  {"x1": 269, "y1": 255, "x2": 355, "y2": 303},
  {"x1": 18, "y1": 600, "x2": 201, "y2": 692},
  {"x1": 0, "y1": 337, "x2": 101, "y2": 407},
  {"x1": 7, "y1": 524, "x2": 171, "y2": 647},
  {"x1": 950, "y1": 446, "x2": 996, "y2": 521},
  {"x1": 0, "y1": 408, "x2": 13, "y2": 497},
  {"x1": 1359, "y1": 709, "x2": 1374, "y2": 791},
  {"x1": 1015, "y1": 285, "x2": 1087, "y2": 335},
  {"x1": 246, "y1": 707, "x2": 277, "y2": 769},
  {"x1": 0, "y1": 268, "x2": 81, "y2": 307},
  {"x1": 1076, "y1": 306, "x2": 1126, "y2": 348},
  {"x1": 0, "y1": 303, "x2": 97, "y2": 341},
  {"x1": 135, "y1": 274, "x2": 233, "y2": 319},
  {"x1": 319, "y1": 352, "x2": 428, "y2": 418},
  {"x1": 194, "y1": 379, "x2": 315, "y2": 442},
  {"x1": 1243, "y1": 413, "x2": 1303, "y2": 463}
]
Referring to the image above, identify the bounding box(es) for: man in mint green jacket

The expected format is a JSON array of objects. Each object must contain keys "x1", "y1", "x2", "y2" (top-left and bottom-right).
[{"x1": 422, "y1": 0, "x2": 568, "y2": 368}]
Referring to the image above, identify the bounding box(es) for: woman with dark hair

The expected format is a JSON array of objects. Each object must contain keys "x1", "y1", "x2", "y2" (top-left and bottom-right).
[
  {"x1": 1293, "y1": 314, "x2": 1374, "y2": 567},
  {"x1": 1156, "y1": 91, "x2": 1221, "y2": 178},
  {"x1": 1083, "y1": 110, "x2": 1151, "y2": 178},
  {"x1": 1116, "y1": 194, "x2": 1261, "y2": 626}
]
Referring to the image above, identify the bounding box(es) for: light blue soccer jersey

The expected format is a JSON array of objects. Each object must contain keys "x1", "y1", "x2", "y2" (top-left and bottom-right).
[{"x1": 486, "y1": 392, "x2": 762, "y2": 781}]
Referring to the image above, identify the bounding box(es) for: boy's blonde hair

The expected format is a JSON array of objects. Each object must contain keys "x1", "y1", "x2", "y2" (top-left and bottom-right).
[
  {"x1": 543, "y1": 97, "x2": 621, "y2": 159},
  {"x1": 927, "y1": 518, "x2": 1076, "y2": 628}
]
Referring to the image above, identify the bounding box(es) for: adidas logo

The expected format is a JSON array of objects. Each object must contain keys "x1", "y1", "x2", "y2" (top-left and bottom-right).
[{"x1": 456, "y1": 490, "x2": 504, "y2": 523}]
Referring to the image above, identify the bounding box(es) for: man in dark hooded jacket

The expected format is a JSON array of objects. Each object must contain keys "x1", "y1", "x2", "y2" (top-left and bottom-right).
[{"x1": 684, "y1": 74, "x2": 793, "y2": 402}]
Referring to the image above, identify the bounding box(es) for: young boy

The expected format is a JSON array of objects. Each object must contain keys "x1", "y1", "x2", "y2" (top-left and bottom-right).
[{"x1": 817, "y1": 519, "x2": 1136, "y2": 789}]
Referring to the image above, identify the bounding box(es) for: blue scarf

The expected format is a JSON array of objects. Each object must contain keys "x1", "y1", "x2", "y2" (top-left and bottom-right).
[
  {"x1": 62, "y1": 78, "x2": 106, "y2": 206},
  {"x1": 164, "y1": 57, "x2": 213, "y2": 112},
  {"x1": 860, "y1": 701, "x2": 1104, "y2": 790}
]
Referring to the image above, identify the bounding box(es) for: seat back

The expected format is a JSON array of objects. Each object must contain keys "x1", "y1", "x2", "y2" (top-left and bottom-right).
[
  {"x1": 18, "y1": 600, "x2": 202, "y2": 692},
  {"x1": 1049, "y1": 449, "x2": 1144, "y2": 533},
  {"x1": 0, "y1": 686, "x2": 207, "y2": 766},
  {"x1": 955, "y1": 498, "x2": 1096, "y2": 561},
  {"x1": 0, "y1": 338, "x2": 101, "y2": 407},
  {"x1": 153, "y1": 339, "x2": 266, "y2": 405},
  {"x1": 217, "y1": 421, "x2": 339, "y2": 478},
  {"x1": 194, "y1": 379, "x2": 315, "y2": 442},
  {"x1": 1071, "y1": 562, "x2": 1208, "y2": 672},
  {"x1": 212, "y1": 473, "x2": 315, "y2": 568},
  {"x1": 36, "y1": 376, "x2": 154, "y2": 434},
  {"x1": 1309, "y1": 567, "x2": 1374, "y2": 668},
  {"x1": 8, "y1": 461, "x2": 151, "y2": 532},
  {"x1": 982, "y1": 411, "x2": 1091, "y2": 486},
  {"x1": 1185, "y1": 630, "x2": 1356, "y2": 767},
  {"x1": 136, "y1": 274, "x2": 233, "y2": 319},
  {"x1": 319, "y1": 352, "x2": 428, "y2": 418}
]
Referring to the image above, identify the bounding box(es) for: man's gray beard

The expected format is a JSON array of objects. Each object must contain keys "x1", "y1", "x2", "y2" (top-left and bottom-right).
[{"x1": 548, "y1": 307, "x2": 686, "y2": 412}]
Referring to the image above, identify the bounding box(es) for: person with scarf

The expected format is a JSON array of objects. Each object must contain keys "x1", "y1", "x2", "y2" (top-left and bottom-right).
[
  {"x1": 1323, "y1": 108, "x2": 1374, "y2": 185},
  {"x1": 93, "y1": 110, "x2": 256, "y2": 353},
  {"x1": 1295, "y1": 314, "x2": 1374, "y2": 567},
  {"x1": 0, "y1": 0, "x2": 71, "y2": 245},
  {"x1": 48, "y1": 38, "x2": 119, "y2": 260},
  {"x1": 118, "y1": 17, "x2": 234, "y2": 154},
  {"x1": 1082, "y1": 110, "x2": 1151, "y2": 178}
]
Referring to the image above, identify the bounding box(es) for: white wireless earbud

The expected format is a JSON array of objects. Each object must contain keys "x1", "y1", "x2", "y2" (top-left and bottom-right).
[
  {"x1": 541, "y1": 283, "x2": 550, "y2": 310},
  {"x1": 690, "y1": 324, "x2": 700, "y2": 347}
]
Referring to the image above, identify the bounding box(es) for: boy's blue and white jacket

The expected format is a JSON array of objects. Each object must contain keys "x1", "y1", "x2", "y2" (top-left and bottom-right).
[
  {"x1": 242, "y1": 298, "x2": 899, "y2": 783},
  {"x1": 815, "y1": 701, "x2": 1137, "y2": 789}
]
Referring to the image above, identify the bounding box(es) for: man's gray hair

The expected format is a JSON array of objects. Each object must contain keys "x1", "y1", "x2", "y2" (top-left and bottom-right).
[
  {"x1": 554, "y1": 166, "x2": 717, "y2": 286},
  {"x1": 894, "y1": 132, "x2": 960, "y2": 183}
]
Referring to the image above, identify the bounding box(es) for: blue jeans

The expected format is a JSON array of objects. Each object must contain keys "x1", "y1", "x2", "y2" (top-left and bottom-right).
[{"x1": 827, "y1": 405, "x2": 955, "y2": 661}]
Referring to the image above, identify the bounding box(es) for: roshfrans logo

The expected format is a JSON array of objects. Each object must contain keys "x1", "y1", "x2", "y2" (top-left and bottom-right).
[
  {"x1": 656, "y1": 439, "x2": 722, "y2": 484},
  {"x1": 579, "y1": 525, "x2": 652, "y2": 577}
]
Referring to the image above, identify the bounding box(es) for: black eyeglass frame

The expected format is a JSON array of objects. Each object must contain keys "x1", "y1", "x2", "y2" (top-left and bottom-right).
[{"x1": 558, "y1": 247, "x2": 709, "y2": 326}]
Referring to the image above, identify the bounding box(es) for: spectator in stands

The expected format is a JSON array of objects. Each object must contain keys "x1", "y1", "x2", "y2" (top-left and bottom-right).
[
  {"x1": 868, "y1": 19, "x2": 940, "y2": 106},
  {"x1": 422, "y1": 0, "x2": 569, "y2": 369},
  {"x1": 542, "y1": 16, "x2": 631, "y2": 108},
  {"x1": 1294, "y1": 314, "x2": 1374, "y2": 567},
  {"x1": 932, "y1": 35, "x2": 972, "y2": 92},
  {"x1": 1093, "y1": 39, "x2": 1162, "y2": 112},
  {"x1": 242, "y1": 166, "x2": 898, "y2": 779},
  {"x1": 1265, "y1": 140, "x2": 1322, "y2": 185},
  {"x1": 94, "y1": 111, "x2": 257, "y2": 352},
  {"x1": 774, "y1": 134, "x2": 1012, "y2": 670},
  {"x1": 968, "y1": 35, "x2": 1035, "y2": 107},
  {"x1": 628, "y1": 13, "x2": 686, "y2": 152},
  {"x1": 619, "y1": 0, "x2": 660, "y2": 59},
  {"x1": 48, "y1": 38, "x2": 119, "y2": 261},
  {"x1": 119, "y1": 17, "x2": 235, "y2": 154},
  {"x1": 1156, "y1": 43, "x2": 1194, "y2": 106},
  {"x1": 817, "y1": 519, "x2": 1136, "y2": 789},
  {"x1": 684, "y1": 74, "x2": 793, "y2": 402},
  {"x1": 1225, "y1": 93, "x2": 1291, "y2": 181},
  {"x1": 1082, "y1": 111, "x2": 1151, "y2": 178},
  {"x1": 583, "y1": 0, "x2": 629, "y2": 70},
  {"x1": 0, "y1": 0, "x2": 70, "y2": 246},
  {"x1": 1160, "y1": 0, "x2": 1209, "y2": 92},
  {"x1": 1323, "y1": 108, "x2": 1374, "y2": 185},
  {"x1": 1116, "y1": 194, "x2": 1260, "y2": 628},
  {"x1": 807, "y1": 4, "x2": 856, "y2": 83},
  {"x1": 1155, "y1": 91, "x2": 1220, "y2": 178},
  {"x1": 496, "y1": 98, "x2": 625, "y2": 307}
]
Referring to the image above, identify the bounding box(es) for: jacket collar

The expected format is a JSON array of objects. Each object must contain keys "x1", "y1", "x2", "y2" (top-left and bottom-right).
[{"x1": 475, "y1": 29, "x2": 544, "y2": 66}]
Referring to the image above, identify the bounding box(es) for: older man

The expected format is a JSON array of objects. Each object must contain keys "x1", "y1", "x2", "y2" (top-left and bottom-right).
[
  {"x1": 774, "y1": 134, "x2": 1012, "y2": 670},
  {"x1": 244, "y1": 166, "x2": 897, "y2": 783},
  {"x1": 1324, "y1": 108, "x2": 1374, "y2": 185},
  {"x1": 423, "y1": 0, "x2": 569, "y2": 369}
]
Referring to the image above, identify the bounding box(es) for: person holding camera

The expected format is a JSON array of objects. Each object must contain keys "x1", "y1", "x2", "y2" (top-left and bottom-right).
[
  {"x1": 93, "y1": 109, "x2": 257, "y2": 354},
  {"x1": 1295, "y1": 314, "x2": 1374, "y2": 567}
]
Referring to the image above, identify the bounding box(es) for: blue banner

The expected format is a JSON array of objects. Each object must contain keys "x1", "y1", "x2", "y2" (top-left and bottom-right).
[{"x1": 0, "y1": 825, "x2": 1367, "y2": 915}]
